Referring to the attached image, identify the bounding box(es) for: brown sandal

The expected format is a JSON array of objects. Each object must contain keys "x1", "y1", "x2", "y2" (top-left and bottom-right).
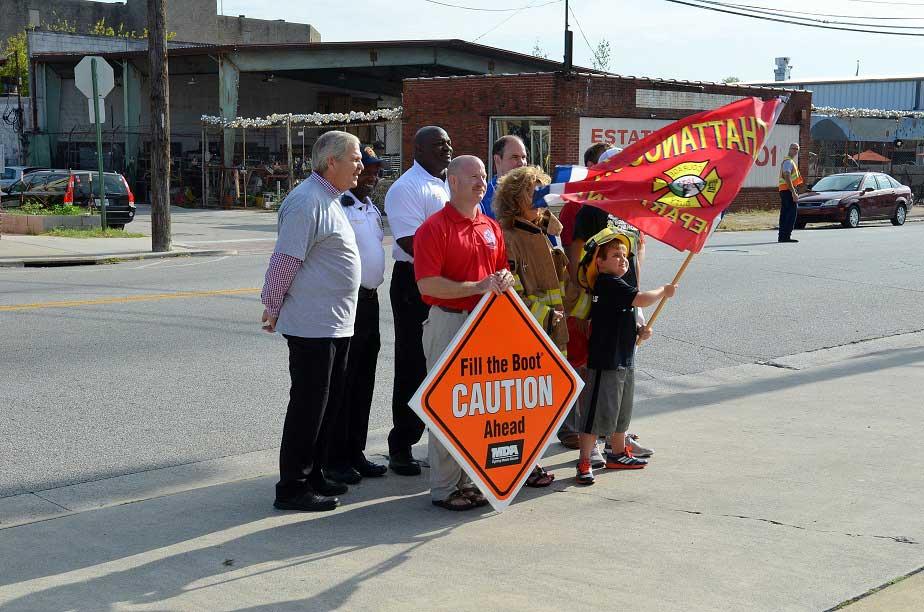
[
  {"x1": 431, "y1": 490, "x2": 477, "y2": 511},
  {"x1": 525, "y1": 465, "x2": 555, "y2": 488},
  {"x1": 460, "y1": 486, "x2": 489, "y2": 507}
]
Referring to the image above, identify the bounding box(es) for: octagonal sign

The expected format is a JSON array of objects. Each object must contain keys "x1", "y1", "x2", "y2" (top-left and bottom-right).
[{"x1": 409, "y1": 289, "x2": 583, "y2": 512}]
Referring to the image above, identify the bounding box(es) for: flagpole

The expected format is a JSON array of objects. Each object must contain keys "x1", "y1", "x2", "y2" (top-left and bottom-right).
[{"x1": 637, "y1": 250, "x2": 695, "y2": 345}]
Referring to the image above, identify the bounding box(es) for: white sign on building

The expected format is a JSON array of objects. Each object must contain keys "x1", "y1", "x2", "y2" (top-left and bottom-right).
[{"x1": 578, "y1": 117, "x2": 800, "y2": 189}]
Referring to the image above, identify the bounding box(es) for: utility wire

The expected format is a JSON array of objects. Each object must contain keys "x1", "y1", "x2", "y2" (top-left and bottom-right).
[
  {"x1": 708, "y1": 0, "x2": 924, "y2": 28},
  {"x1": 845, "y1": 0, "x2": 924, "y2": 5},
  {"x1": 719, "y1": 1, "x2": 924, "y2": 19},
  {"x1": 567, "y1": 4, "x2": 606, "y2": 69},
  {"x1": 422, "y1": 0, "x2": 560, "y2": 12},
  {"x1": 660, "y1": 0, "x2": 924, "y2": 35},
  {"x1": 473, "y1": 0, "x2": 553, "y2": 41}
]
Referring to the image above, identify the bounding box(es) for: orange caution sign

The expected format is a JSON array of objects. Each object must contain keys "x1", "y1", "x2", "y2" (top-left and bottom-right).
[{"x1": 409, "y1": 289, "x2": 583, "y2": 511}]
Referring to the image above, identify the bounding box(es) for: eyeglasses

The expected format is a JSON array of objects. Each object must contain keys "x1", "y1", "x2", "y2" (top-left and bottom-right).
[{"x1": 360, "y1": 168, "x2": 385, "y2": 178}]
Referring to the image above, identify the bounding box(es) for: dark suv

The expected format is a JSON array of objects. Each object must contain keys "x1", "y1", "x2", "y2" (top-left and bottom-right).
[{"x1": 0, "y1": 169, "x2": 136, "y2": 229}]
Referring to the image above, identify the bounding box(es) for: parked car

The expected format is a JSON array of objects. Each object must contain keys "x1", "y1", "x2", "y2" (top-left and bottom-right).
[
  {"x1": 0, "y1": 166, "x2": 47, "y2": 192},
  {"x1": 0, "y1": 170, "x2": 136, "y2": 229},
  {"x1": 797, "y1": 172, "x2": 912, "y2": 229}
]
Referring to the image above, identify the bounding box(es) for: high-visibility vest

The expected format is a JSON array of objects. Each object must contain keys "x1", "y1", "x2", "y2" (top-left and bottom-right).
[{"x1": 778, "y1": 157, "x2": 804, "y2": 191}]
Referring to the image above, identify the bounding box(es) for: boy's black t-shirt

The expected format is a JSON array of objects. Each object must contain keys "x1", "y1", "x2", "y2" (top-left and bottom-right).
[{"x1": 588, "y1": 273, "x2": 639, "y2": 370}]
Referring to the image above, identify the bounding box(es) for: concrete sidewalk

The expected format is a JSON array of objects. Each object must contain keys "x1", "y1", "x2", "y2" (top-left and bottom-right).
[
  {"x1": 1, "y1": 332, "x2": 922, "y2": 611},
  {"x1": 0, "y1": 234, "x2": 238, "y2": 266}
]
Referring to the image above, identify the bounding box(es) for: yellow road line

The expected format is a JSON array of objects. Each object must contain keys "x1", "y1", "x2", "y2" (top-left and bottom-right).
[{"x1": 0, "y1": 287, "x2": 261, "y2": 312}]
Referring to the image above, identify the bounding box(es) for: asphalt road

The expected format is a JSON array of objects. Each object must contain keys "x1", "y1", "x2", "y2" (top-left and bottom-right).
[{"x1": 2, "y1": 208, "x2": 923, "y2": 498}]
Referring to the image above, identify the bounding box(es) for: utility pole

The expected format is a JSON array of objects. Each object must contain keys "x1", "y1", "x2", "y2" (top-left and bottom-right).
[
  {"x1": 563, "y1": 0, "x2": 573, "y2": 73},
  {"x1": 14, "y1": 49, "x2": 24, "y2": 165},
  {"x1": 148, "y1": 0, "x2": 171, "y2": 251}
]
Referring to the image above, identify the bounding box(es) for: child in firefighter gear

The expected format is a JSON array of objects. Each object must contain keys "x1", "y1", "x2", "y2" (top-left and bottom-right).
[
  {"x1": 493, "y1": 165, "x2": 568, "y2": 488},
  {"x1": 575, "y1": 238, "x2": 676, "y2": 485}
]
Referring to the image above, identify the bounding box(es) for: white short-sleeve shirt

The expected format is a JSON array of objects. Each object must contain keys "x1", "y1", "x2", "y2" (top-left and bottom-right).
[
  {"x1": 384, "y1": 161, "x2": 449, "y2": 262},
  {"x1": 340, "y1": 191, "x2": 386, "y2": 290}
]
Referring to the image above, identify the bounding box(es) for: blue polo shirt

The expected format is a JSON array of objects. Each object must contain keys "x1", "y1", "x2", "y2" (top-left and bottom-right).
[{"x1": 479, "y1": 175, "x2": 499, "y2": 219}]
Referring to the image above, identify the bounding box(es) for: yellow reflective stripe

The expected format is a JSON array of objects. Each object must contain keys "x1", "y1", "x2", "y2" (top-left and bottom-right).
[
  {"x1": 530, "y1": 300, "x2": 551, "y2": 325},
  {"x1": 527, "y1": 290, "x2": 564, "y2": 311},
  {"x1": 513, "y1": 274, "x2": 525, "y2": 293},
  {"x1": 571, "y1": 291, "x2": 591, "y2": 319}
]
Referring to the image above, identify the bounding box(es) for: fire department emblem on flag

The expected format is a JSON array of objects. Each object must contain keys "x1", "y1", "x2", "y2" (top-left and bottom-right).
[{"x1": 652, "y1": 161, "x2": 723, "y2": 209}]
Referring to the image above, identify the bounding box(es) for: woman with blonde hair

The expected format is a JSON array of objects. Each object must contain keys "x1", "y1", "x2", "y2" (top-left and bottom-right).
[{"x1": 493, "y1": 165, "x2": 570, "y2": 487}]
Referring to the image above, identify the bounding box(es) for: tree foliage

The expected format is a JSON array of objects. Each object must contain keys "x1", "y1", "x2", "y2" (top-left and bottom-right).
[
  {"x1": 592, "y1": 38, "x2": 612, "y2": 72},
  {"x1": 0, "y1": 32, "x2": 29, "y2": 96},
  {"x1": 722, "y1": 76, "x2": 741, "y2": 84},
  {"x1": 530, "y1": 39, "x2": 549, "y2": 60}
]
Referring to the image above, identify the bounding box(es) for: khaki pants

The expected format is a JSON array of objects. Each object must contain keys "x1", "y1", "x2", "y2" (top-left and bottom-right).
[{"x1": 422, "y1": 306, "x2": 474, "y2": 502}]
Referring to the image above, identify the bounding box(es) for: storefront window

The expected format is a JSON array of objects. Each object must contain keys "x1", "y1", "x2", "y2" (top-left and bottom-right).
[{"x1": 489, "y1": 117, "x2": 551, "y2": 175}]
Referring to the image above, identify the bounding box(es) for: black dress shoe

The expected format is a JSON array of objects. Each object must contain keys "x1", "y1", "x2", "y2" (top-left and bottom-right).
[
  {"x1": 310, "y1": 475, "x2": 349, "y2": 496},
  {"x1": 388, "y1": 454, "x2": 422, "y2": 476},
  {"x1": 353, "y1": 457, "x2": 388, "y2": 478},
  {"x1": 326, "y1": 465, "x2": 362, "y2": 485},
  {"x1": 778, "y1": 238, "x2": 799, "y2": 243},
  {"x1": 274, "y1": 491, "x2": 339, "y2": 512}
]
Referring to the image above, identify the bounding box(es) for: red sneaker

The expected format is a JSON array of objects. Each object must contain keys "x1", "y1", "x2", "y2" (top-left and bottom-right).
[{"x1": 575, "y1": 460, "x2": 595, "y2": 485}]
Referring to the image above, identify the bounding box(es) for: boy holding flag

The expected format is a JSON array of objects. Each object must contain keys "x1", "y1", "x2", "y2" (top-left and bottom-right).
[{"x1": 576, "y1": 235, "x2": 677, "y2": 484}]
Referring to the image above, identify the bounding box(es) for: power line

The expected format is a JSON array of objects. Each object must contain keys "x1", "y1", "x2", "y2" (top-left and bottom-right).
[
  {"x1": 708, "y1": 0, "x2": 924, "y2": 28},
  {"x1": 567, "y1": 4, "x2": 605, "y2": 69},
  {"x1": 472, "y1": 0, "x2": 554, "y2": 41},
  {"x1": 845, "y1": 0, "x2": 924, "y2": 5},
  {"x1": 422, "y1": 0, "x2": 560, "y2": 12},
  {"x1": 660, "y1": 0, "x2": 924, "y2": 35},
  {"x1": 718, "y1": 0, "x2": 924, "y2": 20}
]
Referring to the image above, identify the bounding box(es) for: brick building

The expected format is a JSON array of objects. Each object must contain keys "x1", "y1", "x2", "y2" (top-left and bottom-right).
[{"x1": 402, "y1": 72, "x2": 812, "y2": 210}]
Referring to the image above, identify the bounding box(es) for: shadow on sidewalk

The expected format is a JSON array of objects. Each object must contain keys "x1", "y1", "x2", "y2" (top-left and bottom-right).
[
  {"x1": 638, "y1": 345, "x2": 924, "y2": 419},
  {"x1": 0, "y1": 473, "x2": 482, "y2": 611}
]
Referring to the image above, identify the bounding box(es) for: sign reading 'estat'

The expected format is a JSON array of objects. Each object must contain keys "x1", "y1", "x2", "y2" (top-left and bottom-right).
[{"x1": 410, "y1": 289, "x2": 583, "y2": 512}]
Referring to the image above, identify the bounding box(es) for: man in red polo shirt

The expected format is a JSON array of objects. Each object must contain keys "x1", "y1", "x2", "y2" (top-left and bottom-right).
[{"x1": 414, "y1": 155, "x2": 515, "y2": 511}]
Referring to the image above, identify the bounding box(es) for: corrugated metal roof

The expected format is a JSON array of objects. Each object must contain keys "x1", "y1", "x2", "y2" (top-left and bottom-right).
[
  {"x1": 746, "y1": 74, "x2": 924, "y2": 86},
  {"x1": 31, "y1": 38, "x2": 596, "y2": 72},
  {"x1": 408, "y1": 70, "x2": 796, "y2": 93}
]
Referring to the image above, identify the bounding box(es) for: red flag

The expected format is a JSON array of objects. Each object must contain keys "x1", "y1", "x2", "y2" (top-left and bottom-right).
[{"x1": 563, "y1": 97, "x2": 786, "y2": 252}]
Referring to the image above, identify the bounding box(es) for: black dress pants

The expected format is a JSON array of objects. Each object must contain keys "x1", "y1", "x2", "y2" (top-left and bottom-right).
[
  {"x1": 329, "y1": 292, "x2": 381, "y2": 467},
  {"x1": 387, "y1": 261, "x2": 430, "y2": 457},
  {"x1": 778, "y1": 190, "x2": 797, "y2": 241},
  {"x1": 276, "y1": 335, "x2": 350, "y2": 500}
]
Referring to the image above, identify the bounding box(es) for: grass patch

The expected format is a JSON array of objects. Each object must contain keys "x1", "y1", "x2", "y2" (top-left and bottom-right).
[
  {"x1": 716, "y1": 209, "x2": 779, "y2": 232},
  {"x1": 4, "y1": 203, "x2": 86, "y2": 216},
  {"x1": 41, "y1": 227, "x2": 145, "y2": 238}
]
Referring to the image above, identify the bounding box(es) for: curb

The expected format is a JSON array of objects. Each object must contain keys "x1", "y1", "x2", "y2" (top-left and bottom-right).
[{"x1": 0, "y1": 248, "x2": 238, "y2": 268}]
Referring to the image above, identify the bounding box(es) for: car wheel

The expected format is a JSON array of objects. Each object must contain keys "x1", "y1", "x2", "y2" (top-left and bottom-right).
[
  {"x1": 795, "y1": 220, "x2": 807, "y2": 230},
  {"x1": 842, "y1": 206, "x2": 860, "y2": 228},
  {"x1": 108, "y1": 224, "x2": 125, "y2": 230},
  {"x1": 891, "y1": 204, "x2": 907, "y2": 226}
]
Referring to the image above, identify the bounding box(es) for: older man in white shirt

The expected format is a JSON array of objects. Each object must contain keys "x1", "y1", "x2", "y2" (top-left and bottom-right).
[
  {"x1": 326, "y1": 145, "x2": 391, "y2": 485},
  {"x1": 384, "y1": 126, "x2": 452, "y2": 476}
]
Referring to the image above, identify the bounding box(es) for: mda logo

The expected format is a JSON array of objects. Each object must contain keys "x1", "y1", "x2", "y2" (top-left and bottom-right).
[{"x1": 485, "y1": 439, "x2": 524, "y2": 469}]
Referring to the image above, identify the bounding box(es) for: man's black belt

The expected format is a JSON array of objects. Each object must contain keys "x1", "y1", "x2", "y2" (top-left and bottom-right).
[{"x1": 359, "y1": 287, "x2": 377, "y2": 299}]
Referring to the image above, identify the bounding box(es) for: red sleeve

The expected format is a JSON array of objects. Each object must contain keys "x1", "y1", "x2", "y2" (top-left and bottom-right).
[
  {"x1": 413, "y1": 217, "x2": 444, "y2": 281},
  {"x1": 559, "y1": 201, "x2": 580, "y2": 247},
  {"x1": 493, "y1": 220, "x2": 508, "y2": 271}
]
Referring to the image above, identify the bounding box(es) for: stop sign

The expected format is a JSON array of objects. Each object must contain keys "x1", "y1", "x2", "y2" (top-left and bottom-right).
[{"x1": 74, "y1": 56, "x2": 115, "y2": 99}]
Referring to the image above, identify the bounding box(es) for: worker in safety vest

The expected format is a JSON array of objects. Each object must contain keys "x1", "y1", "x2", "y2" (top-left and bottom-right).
[{"x1": 778, "y1": 142, "x2": 804, "y2": 243}]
